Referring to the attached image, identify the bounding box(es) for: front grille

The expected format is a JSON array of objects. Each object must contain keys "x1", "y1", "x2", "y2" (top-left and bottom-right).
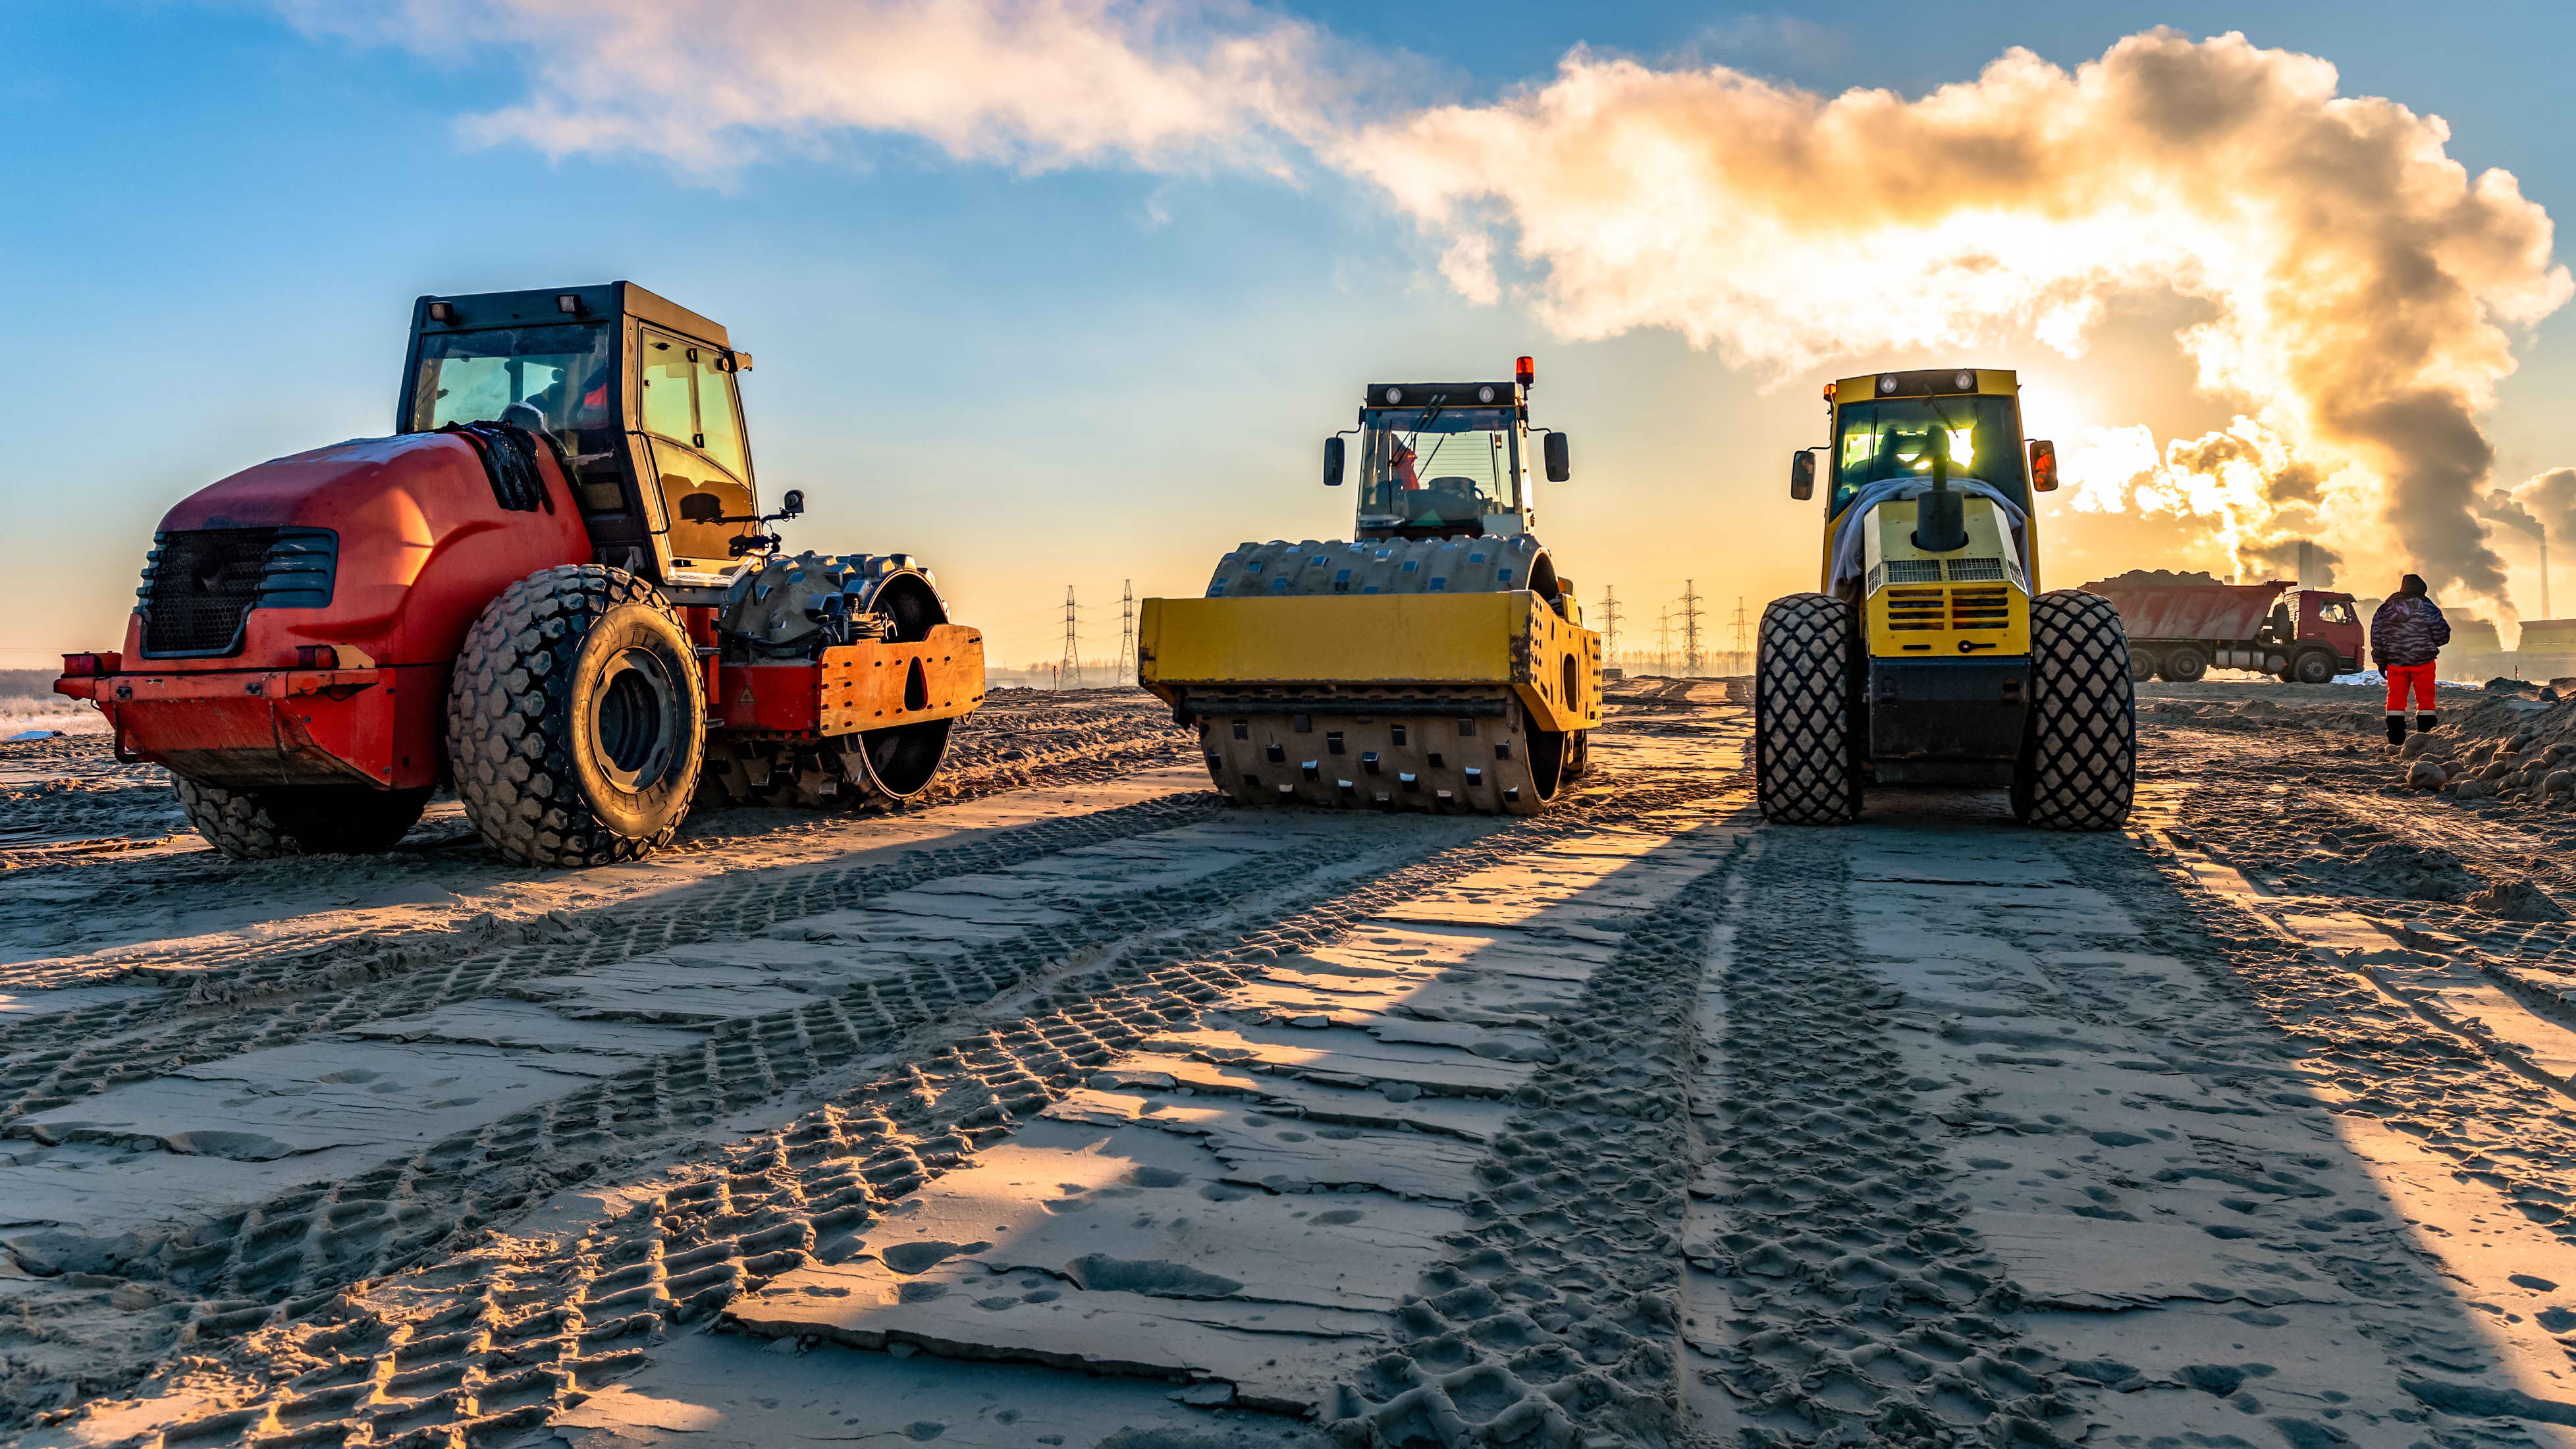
[
  {"x1": 138, "y1": 527, "x2": 338, "y2": 657},
  {"x1": 1885, "y1": 559, "x2": 1945, "y2": 584},
  {"x1": 1951, "y1": 586, "x2": 2012, "y2": 630},
  {"x1": 1885, "y1": 586, "x2": 1946, "y2": 631},
  {"x1": 1946, "y1": 557, "x2": 2006, "y2": 582}
]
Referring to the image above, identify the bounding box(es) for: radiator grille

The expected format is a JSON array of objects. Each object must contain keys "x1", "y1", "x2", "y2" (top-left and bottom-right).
[
  {"x1": 1946, "y1": 557, "x2": 2006, "y2": 582},
  {"x1": 137, "y1": 527, "x2": 338, "y2": 657},
  {"x1": 1885, "y1": 559, "x2": 1945, "y2": 584},
  {"x1": 1885, "y1": 586, "x2": 1946, "y2": 631},
  {"x1": 1951, "y1": 585, "x2": 2012, "y2": 630}
]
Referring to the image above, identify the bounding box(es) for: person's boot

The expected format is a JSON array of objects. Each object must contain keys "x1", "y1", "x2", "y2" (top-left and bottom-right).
[
  {"x1": 2386, "y1": 714, "x2": 2407, "y2": 748},
  {"x1": 2419, "y1": 712, "x2": 2439, "y2": 734}
]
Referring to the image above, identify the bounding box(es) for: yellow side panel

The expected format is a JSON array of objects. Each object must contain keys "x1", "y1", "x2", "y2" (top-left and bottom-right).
[{"x1": 1139, "y1": 593, "x2": 1601, "y2": 731}]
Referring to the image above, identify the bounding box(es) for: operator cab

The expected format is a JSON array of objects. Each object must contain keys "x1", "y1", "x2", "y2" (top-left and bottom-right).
[
  {"x1": 401, "y1": 282, "x2": 765, "y2": 590},
  {"x1": 1327, "y1": 358, "x2": 1571, "y2": 541}
]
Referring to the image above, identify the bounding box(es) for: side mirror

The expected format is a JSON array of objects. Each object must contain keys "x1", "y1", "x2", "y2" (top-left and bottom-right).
[
  {"x1": 780, "y1": 488, "x2": 805, "y2": 518},
  {"x1": 1790, "y1": 449, "x2": 1815, "y2": 501},
  {"x1": 2028, "y1": 438, "x2": 2058, "y2": 493},
  {"x1": 1324, "y1": 436, "x2": 1345, "y2": 487},
  {"x1": 1543, "y1": 431, "x2": 1571, "y2": 483}
]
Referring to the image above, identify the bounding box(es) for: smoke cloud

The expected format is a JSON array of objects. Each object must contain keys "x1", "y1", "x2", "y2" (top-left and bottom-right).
[
  {"x1": 2499, "y1": 467, "x2": 2576, "y2": 543},
  {"x1": 292, "y1": 11, "x2": 2569, "y2": 613},
  {"x1": 1345, "y1": 30, "x2": 2568, "y2": 610},
  {"x1": 277, "y1": 0, "x2": 1331, "y2": 175}
]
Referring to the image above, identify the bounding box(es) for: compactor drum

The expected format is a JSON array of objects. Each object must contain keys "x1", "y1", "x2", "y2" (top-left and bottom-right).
[
  {"x1": 59, "y1": 282, "x2": 984, "y2": 866},
  {"x1": 1140, "y1": 360, "x2": 1601, "y2": 815},
  {"x1": 1755, "y1": 368, "x2": 2133, "y2": 829}
]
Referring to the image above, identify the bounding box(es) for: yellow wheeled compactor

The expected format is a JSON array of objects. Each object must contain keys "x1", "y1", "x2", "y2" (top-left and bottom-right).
[
  {"x1": 1140, "y1": 359, "x2": 1601, "y2": 814},
  {"x1": 1756, "y1": 366, "x2": 2134, "y2": 829}
]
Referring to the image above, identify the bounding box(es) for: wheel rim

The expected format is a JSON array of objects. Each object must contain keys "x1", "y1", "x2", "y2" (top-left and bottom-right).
[{"x1": 592, "y1": 646, "x2": 678, "y2": 790}]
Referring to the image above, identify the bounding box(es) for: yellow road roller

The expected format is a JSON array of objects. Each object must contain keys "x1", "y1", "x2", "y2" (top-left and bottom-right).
[
  {"x1": 1140, "y1": 358, "x2": 1601, "y2": 814},
  {"x1": 1756, "y1": 367, "x2": 2133, "y2": 829}
]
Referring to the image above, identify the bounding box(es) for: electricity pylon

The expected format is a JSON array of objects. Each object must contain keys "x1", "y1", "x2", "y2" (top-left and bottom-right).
[
  {"x1": 1679, "y1": 580, "x2": 1706, "y2": 676},
  {"x1": 1598, "y1": 585, "x2": 1623, "y2": 667},
  {"x1": 1115, "y1": 580, "x2": 1137, "y2": 678},
  {"x1": 1060, "y1": 586, "x2": 1083, "y2": 689}
]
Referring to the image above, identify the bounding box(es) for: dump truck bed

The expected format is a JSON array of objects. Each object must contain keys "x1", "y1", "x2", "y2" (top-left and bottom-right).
[{"x1": 2080, "y1": 581, "x2": 2284, "y2": 640}]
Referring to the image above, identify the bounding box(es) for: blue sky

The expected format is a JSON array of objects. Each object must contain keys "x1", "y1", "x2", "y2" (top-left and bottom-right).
[{"x1": 6, "y1": 1, "x2": 2574, "y2": 669}]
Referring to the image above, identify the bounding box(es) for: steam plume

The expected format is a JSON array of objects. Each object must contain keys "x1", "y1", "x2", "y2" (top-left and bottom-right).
[
  {"x1": 1345, "y1": 30, "x2": 2569, "y2": 608},
  {"x1": 292, "y1": 11, "x2": 2569, "y2": 611}
]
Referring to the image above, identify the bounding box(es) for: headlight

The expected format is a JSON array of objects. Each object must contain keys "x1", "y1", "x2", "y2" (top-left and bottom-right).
[
  {"x1": 1953, "y1": 370, "x2": 1975, "y2": 391},
  {"x1": 1383, "y1": 387, "x2": 1404, "y2": 404},
  {"x1": 1477, "y1": 385, "x2": 1496, "y2": 403},
  {"x1": 1879, "y1": 374, "x2": 1899, "y2": 395}
]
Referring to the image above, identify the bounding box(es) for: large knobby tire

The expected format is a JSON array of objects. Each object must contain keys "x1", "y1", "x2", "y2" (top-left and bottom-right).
[
  {"x1": 1756, "y1": 593, "x2": 1862, "y2": 825},
  {"x1": 173, "y1": 777, "x2": 433, "y2": 859},
  {"x1": 448, "y1": 565, "x2": 705, "y2": 867},
  {"x1": 2012, "y1": 589, "x2": 2135, "y2": 830}
]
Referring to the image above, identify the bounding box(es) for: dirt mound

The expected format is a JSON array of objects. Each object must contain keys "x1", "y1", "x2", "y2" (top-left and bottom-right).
[
  {"x1": 2083, "y1": 568, "x2": 2228, "y2": 588},
  {"x1": 2467, "y1": 879, "x2": 2567, "y2": 921}
]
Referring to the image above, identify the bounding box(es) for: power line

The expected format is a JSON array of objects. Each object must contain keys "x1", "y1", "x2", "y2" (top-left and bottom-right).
[
  {"x1": 1060, "y1": 586, "x2": 1083, "y2": 690},
  {"x1": 1597, "y1": 585, "x2": 1622, "y2": 667},
  {"x1": 1679, "y1": 580, "x2": 1706, "y2": 676}
]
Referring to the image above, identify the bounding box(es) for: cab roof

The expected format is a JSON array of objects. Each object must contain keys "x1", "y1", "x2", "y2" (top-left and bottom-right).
[
  {"x1": 410, "y1": 281, "x2": 730, "y2": 350},
  {"x1": 1828, "y1": 368, "x2": 2016, "y2": 401},
  {"x1": 1360, "y1": 382, "x2": 1524, "y2": 408}
]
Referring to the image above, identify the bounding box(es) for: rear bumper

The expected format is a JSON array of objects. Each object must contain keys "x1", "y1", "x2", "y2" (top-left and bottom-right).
[
  {"x1": 1139, "y1": 593, "x2": 1601, "y2": 732},
  {"x1": 55, "y1": 665, "x2": 441, "y2": 789},
  {"x1": 1865, "y1": 659, "x2": 2029, "y2": 763}
]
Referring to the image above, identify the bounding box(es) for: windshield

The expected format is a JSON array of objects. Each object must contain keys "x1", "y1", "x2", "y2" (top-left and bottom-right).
[
  {"x1": 408, "y1": 323, "x2": 614, "y2": 458},
  {"x1": 1831, "y1": 396, "x2": 2026, "y2": 516},
  {"x1": 1358, "y1": 405, "x2": 1522, "y2": 526}
]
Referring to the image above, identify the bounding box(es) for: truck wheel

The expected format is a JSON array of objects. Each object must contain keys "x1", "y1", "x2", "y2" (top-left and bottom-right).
[
  {"x1": 2291, "y1": 647, "x2": 2338, "y2": 684},
  {"x1": 1756, "y1": 593, "x2": 1862, "y2": 825},
  {"x1": 2130, "y1": 645, "x2": 2160, "y2": 681},
  {"x1": 2013, "y1": 589, "x2": 2134, "y2": 831},
  {"x1": 2159, "y1": 645, "x2": 2207, "y2": 683},
  {"x1": 448, "y1": 565, "x2": 705, "y2": 867},
  {"x1": 173, "y1": 778, "x2": 432, "y2": 859}
]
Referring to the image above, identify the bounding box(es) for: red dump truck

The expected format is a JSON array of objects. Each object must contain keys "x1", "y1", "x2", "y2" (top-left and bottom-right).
[{"x1": 2079, "y1": 576, "x2": 2365, "y2": 683}]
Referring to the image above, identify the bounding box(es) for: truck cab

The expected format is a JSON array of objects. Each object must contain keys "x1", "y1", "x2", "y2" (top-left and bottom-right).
[
  {"x1": 1329, "y1": 359, "x2": 1571, "y2": 541},
  {"x1": 2278, "y1": 589, "x2": 2365, "y2": 672},
  {"x1": 401, "y1": 282, "x2": 762, "y2": 591}
]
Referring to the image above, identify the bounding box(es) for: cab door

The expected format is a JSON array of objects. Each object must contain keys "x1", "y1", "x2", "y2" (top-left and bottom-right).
[{"x1": 634, "y1": 327, "x2": 759, "y2": 582}]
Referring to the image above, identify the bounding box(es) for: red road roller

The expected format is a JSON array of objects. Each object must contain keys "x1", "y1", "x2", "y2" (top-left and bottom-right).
[{"x1": 57, "y1": 282, "x2": 984, "y2": 866}]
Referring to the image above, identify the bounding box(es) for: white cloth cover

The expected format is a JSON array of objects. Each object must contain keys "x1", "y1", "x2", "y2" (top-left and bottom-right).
[{"x1": 1826, "y1": 476, "x2": 2031, "y2": 594}]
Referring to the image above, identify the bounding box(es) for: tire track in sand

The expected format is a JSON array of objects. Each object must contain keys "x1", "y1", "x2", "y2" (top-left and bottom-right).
[
  {"x1": 10, "y1": 774, "x2": 1737, "y2": 1442},
  {"x1": 1679, "y1": 831, "x2": 2080, "y2": 1447}
]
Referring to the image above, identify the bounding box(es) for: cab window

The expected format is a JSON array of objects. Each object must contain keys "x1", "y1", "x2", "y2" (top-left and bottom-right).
[
  {"x1": 639, "y1": 329, "x2": 698, "y2": 445},
  {"x1": 644, "y1": 438, "x2": 755, "y2": 571},
  {"x1": 693, "y1": 350, "x2": 750, "y2": 480},
  {"x1": 1829, "y1": 396, "x2": 2027, "y2": 516}
]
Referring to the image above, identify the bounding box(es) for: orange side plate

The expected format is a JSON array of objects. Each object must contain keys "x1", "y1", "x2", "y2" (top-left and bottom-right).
[{"x1": 718, "y1": 625, "x2": 986, "y2": 737}]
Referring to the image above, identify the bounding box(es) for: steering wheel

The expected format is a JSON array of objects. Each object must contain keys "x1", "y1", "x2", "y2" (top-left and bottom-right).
[{"x1": 1422, "y1": 476, "x2": 1484, "y2": 520}]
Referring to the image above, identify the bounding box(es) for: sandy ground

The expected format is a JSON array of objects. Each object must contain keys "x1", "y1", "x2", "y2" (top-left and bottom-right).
[{"x1": 8, "y1": 677, "x2": 2576, "y2": 1447}]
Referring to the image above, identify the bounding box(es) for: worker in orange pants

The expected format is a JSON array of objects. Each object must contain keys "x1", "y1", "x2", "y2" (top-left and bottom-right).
[
  {"x1": 2369, "y1": 573, "x2": 2450, "y2": 746},
  {"x1": 2384, "y1": 661, "x2": 2438, "y2": 740}
]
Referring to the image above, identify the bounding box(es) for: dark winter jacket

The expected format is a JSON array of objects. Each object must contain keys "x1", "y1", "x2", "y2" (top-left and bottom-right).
[{"x1": 2370, "y1": 594, "x2": 2451, "y2": 669}]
